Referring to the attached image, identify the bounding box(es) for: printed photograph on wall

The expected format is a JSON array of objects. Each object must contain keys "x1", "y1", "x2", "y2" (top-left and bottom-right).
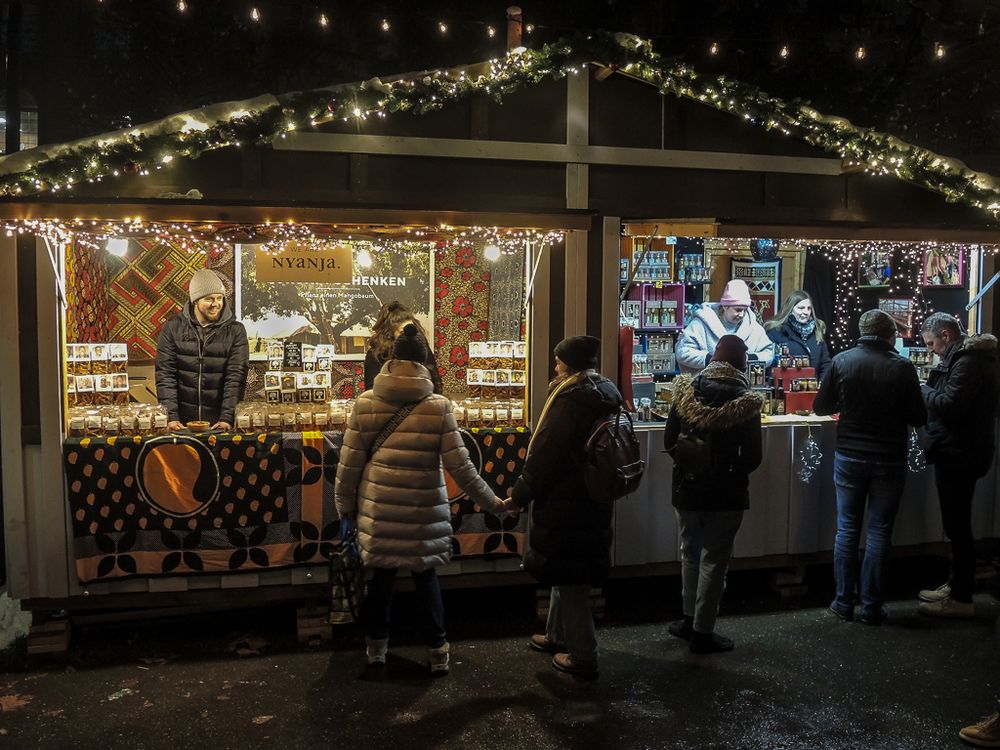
[
  {"x1": 729, "y1": 258, "x2": 781, "y2": 321},
  {"x1": 878, "y1": 297, "x2": 914, "y2": 338},
  {"x1": 858, "y1": 250, "x2": 892, "y2": 288},
  {"x1": 237, "y1": 241, "x2": 433, "y2": 360},
  {"x1": 922, "y1": 246, "x2": 964, "y2": 288}
]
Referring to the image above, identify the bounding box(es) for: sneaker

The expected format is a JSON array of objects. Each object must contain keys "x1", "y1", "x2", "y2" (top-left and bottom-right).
[
  {"x1": 690, "y1": 631, "x2": 734, "y2": 654},
  {"x1": 960, "y1": 712, "x2": 1000, "y2": 747},
  {"x1": 551, "y1": 653, "x2": 599, "y2": 679},
  {"x1": 829, "y1": 603, "x2": 853, "y2": 622},
  {"x1": 919, "y1": 582, "x2": 951, "y2": 603},
  {"x1": 365, "y1": 637, "x2": 388, "y2": 665},
  {"x1": 857, "y1": 607, "x2": 888, "y2": 626},
  {"x1": 427, "y1": 642, "x2": 450, "y2": 675},
  {"x1": 668, "y1": 616, "x2": 694, "y2": 640},
  {"x1": 918, "y1": 597, "x2": 975, "y2": 619},
  {"x1": 529, "y1": 634, "x2": 568, "y2": 654}
]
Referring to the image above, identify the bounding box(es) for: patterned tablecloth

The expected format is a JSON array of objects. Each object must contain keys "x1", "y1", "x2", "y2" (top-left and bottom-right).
[{"x1": 64, "y1": 428, "x2": 530, "y2": 583}]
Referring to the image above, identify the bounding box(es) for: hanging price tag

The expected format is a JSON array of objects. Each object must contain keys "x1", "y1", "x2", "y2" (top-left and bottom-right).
[{"x1": 655, "y1": 281, "x2": 663, "y2": 289}]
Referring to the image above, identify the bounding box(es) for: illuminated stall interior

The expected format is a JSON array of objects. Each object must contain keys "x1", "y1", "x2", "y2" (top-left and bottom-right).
[
  {"x1": 619, "y1": 222, "x2": 994, "y2": 418},
  {"x1": 21, "y1": 218, "x2": 563, "y2": 438}
]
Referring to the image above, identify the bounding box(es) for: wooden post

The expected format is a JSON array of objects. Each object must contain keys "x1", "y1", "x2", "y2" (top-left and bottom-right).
[{"x1": 506, "y1": 6, "x2": 522, "y2": 50}]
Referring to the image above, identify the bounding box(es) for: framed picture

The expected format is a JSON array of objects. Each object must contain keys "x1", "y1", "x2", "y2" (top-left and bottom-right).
[
  {"x1": 859, "y1": 251, "x2": 892, "y2": 288},
  {"x1": 878, "y1": 297, "x2": 914, "y2": 338},
  {"x1": 729, "y1": 258, "x2": 781, "y2": 321},
  {"x1": 922, "y1": 247, "x2": 964, "y2": 287}
]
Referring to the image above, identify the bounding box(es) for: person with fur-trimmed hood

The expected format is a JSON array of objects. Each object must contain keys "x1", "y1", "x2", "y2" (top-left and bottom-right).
[
  {"x1": 663, "y1": 334, "x2": 763, "y2": 654},
  {"x1": 916, "y1": 313, "x2": 999, "y2": 619}
]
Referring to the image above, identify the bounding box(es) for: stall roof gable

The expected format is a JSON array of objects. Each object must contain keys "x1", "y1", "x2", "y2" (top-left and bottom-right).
[{"x1": 0, "y1": 31, "x2": 997, "y2": 219}]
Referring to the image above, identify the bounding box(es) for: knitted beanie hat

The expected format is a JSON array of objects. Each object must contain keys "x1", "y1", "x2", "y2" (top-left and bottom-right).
[
  {"x1": 719, "y1": 279, "x2": 752, "y2": 307},
  {"x1": 188, "y1": 269, "x2": 226, "y2": 303},
  {"x1": 393, "y1": 323, "x2": 430, "y2": 362},
  {"x1": 554, "y1": 335, "x2": 601, "y2": 372},
  {"x1": 712, "y1": 334, "x2": 749, "y2": 370},
  {"x1": 859, "y1": 309, "x2": 896, "y2": 339}
]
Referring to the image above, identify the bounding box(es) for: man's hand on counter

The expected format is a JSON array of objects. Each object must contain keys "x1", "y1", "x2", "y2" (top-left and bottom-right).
[
  {"x1": 212, "y1": 421, "x2": 232, "y2": 431},
  {"x1": 168, "y1": 420, "x2": 184, "y2": 431}
]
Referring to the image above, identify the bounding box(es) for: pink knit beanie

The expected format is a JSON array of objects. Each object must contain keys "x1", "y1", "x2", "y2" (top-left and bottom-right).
[{"x1": 719, "y1": 279, "x2": 752, "y2": 307}]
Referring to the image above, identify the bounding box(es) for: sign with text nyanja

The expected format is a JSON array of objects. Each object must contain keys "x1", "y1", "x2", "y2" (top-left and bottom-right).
[{"x1": 255, "y1": 242, "x2": 353, "y2": 283}]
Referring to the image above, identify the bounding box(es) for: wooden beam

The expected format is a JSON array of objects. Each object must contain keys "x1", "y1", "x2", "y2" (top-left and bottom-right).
[
  {"x1": 274, "y1": 131, "x2": 844, "y2": 176},
  {"x1": 0, "y1": 201, "x2": 594, "y2": 230}
]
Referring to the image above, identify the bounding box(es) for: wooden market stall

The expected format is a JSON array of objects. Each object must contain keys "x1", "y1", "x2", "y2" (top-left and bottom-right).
[{"x1": 2, "y1": 31, "x2": 1000, "y2": 648}]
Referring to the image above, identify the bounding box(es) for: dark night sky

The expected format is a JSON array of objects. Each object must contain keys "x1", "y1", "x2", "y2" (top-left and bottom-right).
[{"x1": 15, "y1": 0, "x2": 1000, "y2": 170}]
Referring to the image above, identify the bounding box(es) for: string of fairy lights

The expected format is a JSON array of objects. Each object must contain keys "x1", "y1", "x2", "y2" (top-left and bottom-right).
[
  {"x1": 1, "y1": 31, "x2": 997, "y2": 218},
  {"x1": 95, "y1": 1, "x2": 958, "y2": 64},
  {"x1": 0, "y1": 218, "x2": 564, "y2": 260}
]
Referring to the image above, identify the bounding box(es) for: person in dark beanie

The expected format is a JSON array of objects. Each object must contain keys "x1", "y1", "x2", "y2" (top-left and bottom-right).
[
  {"x1": 916, "y1": 313, "x2": 999, "y2": 618},
  {"x1": 663, "y1": 334, "x2": 763, "y2": 653},
  {"x1": 505, "y1": 335, "x2": 623, "y2": 679},
  {"x1": 336, "y1": 323, "x2": 505, "y2": 675},
  {"x1": 155, "y1": 268, "x2": 248, "y2": 430},
  {"x1": 814, "y1": 309, "x2": 926, "y2": 625}
]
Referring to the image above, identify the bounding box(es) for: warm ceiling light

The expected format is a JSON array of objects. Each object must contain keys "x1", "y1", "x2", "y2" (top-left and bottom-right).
[
  {"x1": 484, "y1": 244, "x2": 502, "y2": 262},
  {"x1": 106, "y1": 238, "x2": 129, "y2": 257}
]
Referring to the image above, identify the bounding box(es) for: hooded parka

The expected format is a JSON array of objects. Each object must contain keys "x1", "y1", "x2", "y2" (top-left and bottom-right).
[
  {"x1": 676, "y1": 305, "x2": 776, "y2": 374},
  {"x1": 154, "y1": 300, "x2": 249, "y2": 426},
  {"x1": 663, "y1": 363, "x2": 764, "y2": 511},
  {"x1": 923, "y1": 333, "x2": 1000, "y2": 477},
  {"x1": 335, "y1": 359, "x2": 502, "y2": 571},
  {"x1": 510, "y1": 373, "x2": 623, "y2": 586}
]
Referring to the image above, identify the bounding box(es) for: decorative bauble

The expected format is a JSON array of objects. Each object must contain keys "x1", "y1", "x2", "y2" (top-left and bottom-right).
[{"x1": 123, "y1": 161, "x2": 140, "y2": 175}]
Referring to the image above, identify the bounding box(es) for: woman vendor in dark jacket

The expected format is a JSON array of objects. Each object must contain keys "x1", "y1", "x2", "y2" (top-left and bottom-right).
[
  {"x1": 507, "y1": 335, "x2": 622, "y2": 680},
  {"x1": 363, "y1": 301, "x2": 442, "y2": 394},
  {"x1": 765, "y1": 290, "x2": 831, "y2": 379},
  {"x1": 663, "y1": 335, "x2": 763, "y2": 654}
]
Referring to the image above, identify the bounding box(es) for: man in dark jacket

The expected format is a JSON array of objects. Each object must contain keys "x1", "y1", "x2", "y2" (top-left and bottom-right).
[
  {"x1": 507, "y1": 335, "x2": 622, "y2": 679},
  {"x1": 814, "y1": 309, "x2": 926, "y2": 625},
  {"x1": 155, "y1": 269, "x2": 249, "y2": 430},
  {"x1": 915, "y1": 313, "x2": 999, "y2": 618},
  {"x1": 663, "y1": 335, "x2": 763, "y2": 653}
]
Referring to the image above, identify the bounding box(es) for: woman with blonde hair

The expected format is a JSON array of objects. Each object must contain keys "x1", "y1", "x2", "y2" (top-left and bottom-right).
[
  {"x1": 364, "y1": 301, "x2": 442, "y2": 393},
  {"x1": 765, "y1": 290, "x2": 831, "y2": 379}
]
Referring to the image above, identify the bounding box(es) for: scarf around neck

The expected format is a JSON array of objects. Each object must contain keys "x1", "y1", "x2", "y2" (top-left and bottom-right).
[{"x1": 788, "y1": 316, "x2": 816, "y2": 339}]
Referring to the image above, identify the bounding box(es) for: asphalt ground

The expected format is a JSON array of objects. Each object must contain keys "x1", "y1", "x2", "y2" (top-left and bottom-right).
[{"x1": 0, "y1": 555, "x2": 997, "y2": 750}]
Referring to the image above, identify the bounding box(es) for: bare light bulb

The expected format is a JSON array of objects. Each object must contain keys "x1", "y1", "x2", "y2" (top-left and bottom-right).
[
  {"x1": 250, "y1": 7, "x2": 260, "y2": 22},
  {"x1": 380, "y1": 18, "x2": 390, "y2": 32},
  {"x1": 356, "y1": 249, "x2": 373, "y2": 268},
  {"x1": 106, "y1": 238, "x2": 129, "y2": 258},
  {"x1": 484, "y1": 244, "x2": 501, "y2": 262}
]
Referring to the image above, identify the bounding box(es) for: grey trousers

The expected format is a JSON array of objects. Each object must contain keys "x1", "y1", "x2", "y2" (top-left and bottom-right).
[
  {"x1": 675, "y1": 509, "x2": 745, "y2": 634},
  {"x1": 545, "y1": 584, "x2": 598, "y2": 667}
]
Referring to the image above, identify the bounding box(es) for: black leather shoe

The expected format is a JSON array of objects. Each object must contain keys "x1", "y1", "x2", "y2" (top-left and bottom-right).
[{"x1": 690, "y1": 631, "x2": 734, "y2": 654}]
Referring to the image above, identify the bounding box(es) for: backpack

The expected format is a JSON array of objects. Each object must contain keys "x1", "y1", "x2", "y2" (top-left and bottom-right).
[{"x1": 582, "y1": 408, "x2": 645, "y2": 504}]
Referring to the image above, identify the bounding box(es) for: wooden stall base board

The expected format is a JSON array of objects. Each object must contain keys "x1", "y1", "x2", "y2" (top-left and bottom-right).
[{"x1": 27, "y1": 613, "x2": 71, "y2": 656}]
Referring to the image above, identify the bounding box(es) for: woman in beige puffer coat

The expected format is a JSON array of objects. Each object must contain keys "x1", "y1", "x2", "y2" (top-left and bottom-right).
[{"x1": 335, "y1": 324, "x2": 504, "y2": 674}]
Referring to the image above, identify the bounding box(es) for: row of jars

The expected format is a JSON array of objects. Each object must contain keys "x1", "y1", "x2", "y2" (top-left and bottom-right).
[
  {"x1": 233, "y1": 401, "x2": 354, "y2": 433},
  {"x1": 67, "y1": 404, "x2": 169, "y2": 438},
  {"x1": 453, "y1": 399, "x2": 527, "y2": 429}
]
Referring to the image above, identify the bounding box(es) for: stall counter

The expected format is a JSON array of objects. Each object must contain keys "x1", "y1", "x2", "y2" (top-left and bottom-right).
[{"x1": 613, "y1": 420, "x2": 1000, "y2": 568}]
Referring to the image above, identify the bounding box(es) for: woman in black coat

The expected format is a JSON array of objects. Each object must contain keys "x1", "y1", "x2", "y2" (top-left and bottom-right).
[
  {"x1": 508, "y1": 335, "x2": 622, "y2": 679},
  {"x1": 663, "y1": 335, "x2": 763, "y2": 654},
  {"x1": 765, "y1": 290, "x2": 831, "y2": 380},
  {"x1": 363, "y1": 301, "x2": 442, "y2": 394}
]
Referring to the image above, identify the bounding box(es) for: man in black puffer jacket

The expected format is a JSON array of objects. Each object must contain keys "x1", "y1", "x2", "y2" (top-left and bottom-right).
[
  {"x1": 813, "y1": 309, "x2": 926, "y2": 625},
  {"x1": 915, "y1": 313, "x2": 999, "y2": 619},
  {"x1": 155, "y1": 269, "x2": 249, "y2": 430},
  {"x1": 663, "y1": 335, "x2": 763, "y2": 654},
  {"x1": 508, "y1": 335, "x2": 622, "y2": 680}
]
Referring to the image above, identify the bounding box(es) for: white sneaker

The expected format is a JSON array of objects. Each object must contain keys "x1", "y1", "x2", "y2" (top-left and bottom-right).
[
  {"x1": 428, "y1": 642, "x2": 450, "y2": 675},
  {"x1": 918, "y1": 582, "x2": 951, "y2": 602},
  {"x1": 918, "y1": 597, "x2": 975, "y2": 619},
  {"x1": 365, "y1": 637, "x2": 388, "y2": 665}
]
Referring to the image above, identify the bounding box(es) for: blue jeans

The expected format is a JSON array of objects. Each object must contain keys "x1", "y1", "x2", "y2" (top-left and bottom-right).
[
  {"x1": 832, "y1": 452, "x2": 907, "y2": 618},
  {"x1": 361, "y1": 567, "x2": 447, "y2": 648},
  {"x1": 546, "y1": 585, "x2": 598, "y2": 667}
]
